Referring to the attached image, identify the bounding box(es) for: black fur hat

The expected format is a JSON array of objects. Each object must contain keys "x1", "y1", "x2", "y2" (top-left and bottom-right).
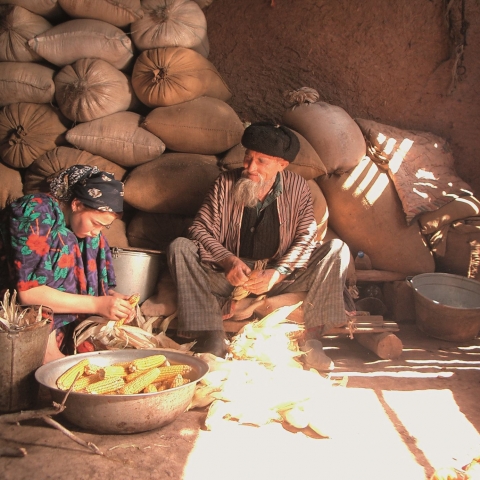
[{"x1": 241, "y1": 122, "x2": 300, "y2": 162}]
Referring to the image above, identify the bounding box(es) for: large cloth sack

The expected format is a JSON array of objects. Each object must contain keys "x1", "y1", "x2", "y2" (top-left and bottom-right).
[
  {"x1": 23, "y1": 146, "x2": 127, "y2": 194},
  {"x1": 0, "y1": 5, "x2": 52, "y2": 62},
  {"x1": 57, "y1": 0, "x2": 143, "y2": 28},
  {"x1": 220, "y1": 129, "x2": 328, "y2": 181},
  {"x1": 131, "y1": 0, "x2": 209, "y2": 58},
  {"x1": 0, "y1": 62, "x2": 55, "y2": 106},
  {"x1": 131, "y1": 46, "x2": 231, "y2": 107},
  {"x1": 102, "y1": 219, "x2": 130, "y2": 248},
  {"x1": 0, "y1": 161, "x2": 23, "y2": 210},
  {"x1": 0, "y1": 103, "x2": 69, "y2": 169},
  {"x1": 124, "y1": 152, "x2": 220, "y2": 215},
  {"x1": 317, "y1": 156, "x2": 435, "y2": 275},
  {"x1": 27, "y1": 19, "x2": 135, "y2": 71},
  {"x1": 434, "y1": 222, "x2": 480, "y2": 278},
  {"x1": 0, "y1": 0, "x2": 64, "y2": 20},
  {"x1": 418, "y1": 195, "x2": 480, "y2": 235},
  {"x1": 356, "y1": 117, "x2": 474, "y2": 225},
  {"x1": 55, "y1": 58, "x2": 139, "y2": 123},
  {"x1": 127, "y1": 211, "x2": 193, "y2": 250},
  {"x1": 140, "y1": 268, "x2": 177, "y2": 318},
  {"x1": 307, "y1": 179, "x2": 328, "y2": 242},
  {"x1": 142, "y1": 96, "x2": 243, "y2": 155},
  {"x1": 282, "y1": 87, "x2": 366, "y2": 175},
  {"x1": 66, "y1": 111, "x2": 165, "y2": 167}
]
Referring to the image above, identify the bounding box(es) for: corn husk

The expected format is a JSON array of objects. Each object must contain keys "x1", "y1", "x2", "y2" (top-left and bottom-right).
[
  {"x1": 73, "y1": 306, "x2": 194, "y2": 352},
  {"x1": 0, "y1": 290, "x2": 48, "y2": 332}
]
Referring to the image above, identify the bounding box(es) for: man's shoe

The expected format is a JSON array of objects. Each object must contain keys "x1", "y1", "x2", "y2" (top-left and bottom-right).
[
  {"x1": 193, "y1": 330, "x2": 228, "y2": 358},
  {"x1": 300, "y1": 339, "x2": 334, "y2": 372}
]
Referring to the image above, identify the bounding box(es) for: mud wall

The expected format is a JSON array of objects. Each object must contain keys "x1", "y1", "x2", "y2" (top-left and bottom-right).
[{"x1": 205, "y1": 0, "x2": 480, "y2": 194}]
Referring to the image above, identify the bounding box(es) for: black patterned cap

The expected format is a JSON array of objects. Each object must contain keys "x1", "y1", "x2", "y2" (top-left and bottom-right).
[{"x1": 241, "y1": 122, "x2": 300, "y2": 162}]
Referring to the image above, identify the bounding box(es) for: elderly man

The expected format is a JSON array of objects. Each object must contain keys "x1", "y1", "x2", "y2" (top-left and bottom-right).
[{"x1": 167, "y1": 122, "x2": 354, "y2": 370}]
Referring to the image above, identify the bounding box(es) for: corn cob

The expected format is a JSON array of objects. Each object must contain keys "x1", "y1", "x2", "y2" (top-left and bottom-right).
[
  {"x1": 143, "y1": 384, "x2": 157, "y2": 393},
  {"x1": 128, "y1": 354, "x2": 167, "y2": 373},
  {"x1": 155, "y1": 364, "x2": 192, "y2": 382},
  {"x1": 125, "y1": 369, "x2": 149, "y2": 383},
  {"x1": 56, "y1": 359, "x2": 90, "y2": 390},
  {"x1": 71, "y1": 373, "x2": 102, "y2": 392},
  {"x1": 98, "y1": 365, "x2": 128, "y2": 379},
  {"x1": 153, "y1": 382, "x2": 168, "y2": 391},
  {"x1": 112, "y1": 361, "x2": 133, "y2": 368},
  {"x1": 86, "y1": 376, "x2": 125, "y2": 395},
  {"x1": 115, "y1": 293, "x2": 140, "y2": 327},
  {"x1": 118, "y1": 367, "x2": 161, "y2": 395},
  {"x1": 169, "y1": 374, "x2": 186, "y2": 389},
  {"x1": 84, "y1": 364, "x2": 102, "y2": 376}
]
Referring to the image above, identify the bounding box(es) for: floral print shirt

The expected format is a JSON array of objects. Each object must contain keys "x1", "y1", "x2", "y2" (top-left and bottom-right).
[{"x1": 0, "y1": 193, "x2": 116, "y2": 330}]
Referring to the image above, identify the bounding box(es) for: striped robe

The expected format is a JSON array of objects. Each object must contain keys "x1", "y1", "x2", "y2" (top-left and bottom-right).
[{"x1": 187, "y1": 168, "x2": 317, "y2": 271}]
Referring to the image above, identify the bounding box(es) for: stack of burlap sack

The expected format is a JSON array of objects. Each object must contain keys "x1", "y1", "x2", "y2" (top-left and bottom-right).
[{"x1": 1, "y1": 0, "x2": 478, "y2": 321}]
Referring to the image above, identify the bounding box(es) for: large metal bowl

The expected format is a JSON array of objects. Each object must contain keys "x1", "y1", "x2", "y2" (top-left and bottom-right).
[{"x1": 35, "y1": 349, "x2": 208, "y2": 434}]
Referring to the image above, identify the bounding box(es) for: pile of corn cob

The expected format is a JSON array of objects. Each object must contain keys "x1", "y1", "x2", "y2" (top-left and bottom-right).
[{"x1": 56, "y1": 354, "x2": 192, "y2": 395}]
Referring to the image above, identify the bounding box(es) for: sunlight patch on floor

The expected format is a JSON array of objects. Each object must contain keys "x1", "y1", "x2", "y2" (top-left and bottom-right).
[
  {"x1": 383, "y1": 389, "x2": 480, "y2": 471},
  {"x1": 181, "y1": 387, "x2": 428, "y2": 480}
]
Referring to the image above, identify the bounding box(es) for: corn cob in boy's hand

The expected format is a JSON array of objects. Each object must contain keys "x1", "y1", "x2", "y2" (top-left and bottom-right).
[{"x1": 115, "y1": 293, "x2": 140, "y2": 327}]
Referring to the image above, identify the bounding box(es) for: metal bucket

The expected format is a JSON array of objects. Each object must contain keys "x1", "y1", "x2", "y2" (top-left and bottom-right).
[
  {"x1": 407, "y1": 273, "x2": 480, "y2": 342},
  {"x1": 0, "y1": 306, "x2": 53, "y2": 413},
  {"x1": 111, "y1": 247, "x2": 164, "y2": 303}
]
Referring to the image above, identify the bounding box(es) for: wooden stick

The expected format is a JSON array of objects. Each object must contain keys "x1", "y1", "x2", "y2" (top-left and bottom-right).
[
  {"x1": 41, "y1": 416, "x2": 104, "y2": 456},
  {"x1": 0, "y1": 404, "x2": 66, "y2": 424}
]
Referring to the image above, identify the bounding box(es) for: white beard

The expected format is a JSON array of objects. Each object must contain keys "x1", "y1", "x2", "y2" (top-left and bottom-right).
[{"x1": 232, "y1": 174, "x2": 266, "y2": 208}]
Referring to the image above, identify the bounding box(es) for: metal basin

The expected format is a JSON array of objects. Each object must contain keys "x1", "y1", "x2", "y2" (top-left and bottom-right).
[
  {"x1": 408, "y1": 273, "x2": 480, "y2": 342},
  {"x1": 35, "y1": 349, "x2": 208, "y2": 434}
]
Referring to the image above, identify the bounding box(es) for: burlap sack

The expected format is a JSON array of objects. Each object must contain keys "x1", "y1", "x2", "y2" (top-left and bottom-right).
[
  {"x1": 0, "y1": 62, "x2": 55, "y2": 106},
  {"x1": 28, "y1": 19, "x2": 134, "y2": 70},
  {"x1": 142, "y1": 96, "x2": 243, "y2": 155},
  {"x1": 317, "y1": 156, "x2": 435, "y2": 274},
  {"x1": 66, "y1": 111, "x2": 165, "y2": 167},
  {"x1": 418, "y1": 196, "x2": 480, "y2": 235},
  {"x1": 0, "y1": 5, "x2": 52, "y2": 62},
  {"x1": 307, "y1": 179, "x2": 328, "y2": 242},
  {"x1": 127, "y1": 211, "x2": 193, "y2": 251},
  {"x1": 131, "y1": 0, "x2": 209, "y2": 57},
  {"x1": 124, "y1": 153, "x2": 220, "y2": 215},
  {"x1": 102, "y1": 219, "x2": 130, "y2": 248},
  {"x1": 0, "y1": 0, "x2": 64, "y2": 19},
  {"x1": 220, "y1": 129, "x2": 328, "y2": 181},
  {"x1": 282, "y1": 87, "x2": 366, "y2": 175},
  {"x1": 131, "y1": 46, "x2": 231, "y2": 108},
  {"x1": 23, "y1": 146, "x2": 127, "y2": 194},
  {"x1": 356, "y1": 118, "x2": 474, "y2": 225},
  {"x1": 140, "y1": 268, "x2": 177, "y2": 318},
  {"x1": 55, "y1": 58, "x2": 139, "y2": 123},
  {"x1": 57, "y1": 0, "x2": 143, "y2": 28},
  {"x1": 0, "y1": 103, "x2": 69, "y2": 169},
  {"x1": 192, "y1": 0, "x2": 213, "y2": 7},
  {"x1": 434, "y1": 223, "x2": 480, "y2": 278},
  {"x1": 0, "y1": 161, "x2": 23, "y2": 210}
]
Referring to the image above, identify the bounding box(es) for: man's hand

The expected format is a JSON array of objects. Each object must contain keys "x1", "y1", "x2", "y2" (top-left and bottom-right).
[
  {"x1": 243, "y1": 269, "x2": 285, "y2": 295},
  {"x1": 218, "y1": 255, "x2": 251, "y2": 286}
]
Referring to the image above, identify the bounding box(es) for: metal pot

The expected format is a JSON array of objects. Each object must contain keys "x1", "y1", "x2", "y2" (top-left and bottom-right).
[
  {"x1": 407, "y1": 273, "x2": 480, "y2": 342},
  {"x1": 35, "y1": 349, "x2": 208, "y2": 434},
  {"x1": 111, "y1": 247, "x2": 164, "y2": 303}
]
